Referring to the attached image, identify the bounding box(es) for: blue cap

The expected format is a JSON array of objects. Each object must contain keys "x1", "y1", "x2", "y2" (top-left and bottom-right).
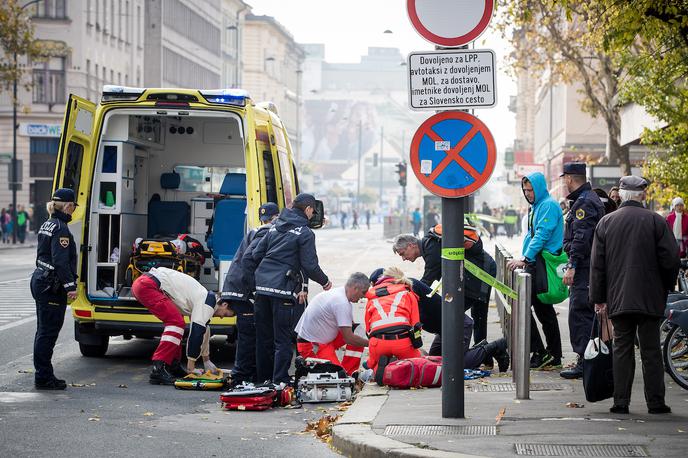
[
  {"x1": 369, "y1": 268, "x2": 384, "y2": 285},
  {"x1": 259, "y1": 202, "x2": 279, "y2": 221},
  {"x1": 560, "y1": 162, "x2": 587, "y2": 177},
  {"x1": 293, "y1": 193, "x2": 317, "y2": 208},
  {"x1": 52, "y1": 188, "x2": 78, "y2": 205}
]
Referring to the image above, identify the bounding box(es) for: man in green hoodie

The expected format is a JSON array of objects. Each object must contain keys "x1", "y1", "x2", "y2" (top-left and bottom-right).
[{"x1": 507, "y1": 172, "x2": 564, "y2": 369}]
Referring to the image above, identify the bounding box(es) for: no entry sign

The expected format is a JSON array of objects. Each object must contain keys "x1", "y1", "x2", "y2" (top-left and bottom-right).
[
  {"x1": 407, "y1": 0, "x2": 495, "y2": 47},
  {"x1": 410, "y1": 111, "x2": 496, "y2": 198}
]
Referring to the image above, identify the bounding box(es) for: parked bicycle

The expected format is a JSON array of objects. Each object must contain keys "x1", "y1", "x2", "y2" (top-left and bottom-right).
[{"x1": 663, "y1": 308, "x2": 688, "y2": 390}]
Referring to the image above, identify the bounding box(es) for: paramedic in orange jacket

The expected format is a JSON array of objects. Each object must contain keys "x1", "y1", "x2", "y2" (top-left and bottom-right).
[{"x1": 364, "y1": 267, "x2": 422, "y2": 382}]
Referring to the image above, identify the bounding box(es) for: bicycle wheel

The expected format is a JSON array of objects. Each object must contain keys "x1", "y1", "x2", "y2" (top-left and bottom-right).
[
  {"x1": 660, "y1": 318, "x2": 672, "y2": 347},
  {"x1": 663, "y1": 324, "x2": 688, "y2": 390}
]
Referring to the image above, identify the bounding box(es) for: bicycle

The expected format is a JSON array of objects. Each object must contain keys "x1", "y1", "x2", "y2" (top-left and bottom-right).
[{"x1": 662, "y1": 309, "x2": 688, "y2": 390}]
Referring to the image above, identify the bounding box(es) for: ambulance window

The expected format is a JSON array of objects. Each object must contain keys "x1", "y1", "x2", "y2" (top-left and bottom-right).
[
  {"x1": 262, "y1": 151, "x2": 278, "y2": 204},
  {"x1": 277, "y1": 150, "x2": 294, "y2": 206},
  {"x1": 62, "y1": 141, "x2": 83, "y2": 196},
  {"x1": 292, "y1": 163, "x2": 300, "y2": 194},
  {"x1": 174, "y1": 166, "x2": 245, "y2": 193}
]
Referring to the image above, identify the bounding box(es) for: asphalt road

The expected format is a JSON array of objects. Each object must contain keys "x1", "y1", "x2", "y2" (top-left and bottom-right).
[{"x1": 0, "y1": 227, "x2": 403, "y2": 457}]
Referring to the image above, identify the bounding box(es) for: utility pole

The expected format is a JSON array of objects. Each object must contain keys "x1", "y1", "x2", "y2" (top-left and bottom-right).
[
  {"x1": 378, "y1": 126, "x2": 384, "y2": 212},
  {"x1": 356, "y1": 121, "x2": 362, "y2": 211}
]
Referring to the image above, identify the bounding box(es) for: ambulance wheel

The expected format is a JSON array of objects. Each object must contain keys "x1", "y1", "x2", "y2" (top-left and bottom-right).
[{"x1": 79, "y1": 337, "x2": 109, "y2": 357}]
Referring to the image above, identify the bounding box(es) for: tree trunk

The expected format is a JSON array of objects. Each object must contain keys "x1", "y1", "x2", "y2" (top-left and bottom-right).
[{"x1": 605, "y1": 110, "x2": 631, "y2": 176}]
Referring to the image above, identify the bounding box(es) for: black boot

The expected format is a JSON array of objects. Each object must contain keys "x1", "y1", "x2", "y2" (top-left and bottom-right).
[
  {"x1": 375, "y1": 355, "x2": 390, "y2": 386},
  {"x1": 169, "y1": 360, "x2": 188, "y2": 378},
  {"x1": 485, "y1": 338, "x2": 510, "y2": 372},
  {"x1": 35, "y1": 377, "x2": 67, "y2": 390},
  {"x1": 560, "y1": 356, "x2": 584, "y2": 379},
  {"x1": 150, "y1": 360, "x2": 176, "y2": 385}
]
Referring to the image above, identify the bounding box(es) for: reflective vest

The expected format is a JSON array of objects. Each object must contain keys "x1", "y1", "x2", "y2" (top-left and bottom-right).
[{"x1": 364, "y1": 281, "x2": 420, "y2": 335}]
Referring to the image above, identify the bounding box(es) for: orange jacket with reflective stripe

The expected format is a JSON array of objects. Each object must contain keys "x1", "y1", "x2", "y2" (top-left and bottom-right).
[{"x1": 364, "y1": 281, "x2": 420, "y2": 335}]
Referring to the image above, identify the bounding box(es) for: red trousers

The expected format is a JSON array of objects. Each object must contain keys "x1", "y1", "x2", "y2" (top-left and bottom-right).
[
  {"x1": 297, "y1": 332, "x2": 364, "y2": 375},
  {"x1": 366, "y1": 336, "x2": 420, "y2": 373},
  {"x1": 132, "y1": 275, "x2": 185, "y2": 365}
]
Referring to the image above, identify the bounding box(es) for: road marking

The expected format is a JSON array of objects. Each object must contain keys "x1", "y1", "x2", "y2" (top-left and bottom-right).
[
  {"x1": 0, "y1": 277, "x2": 31, "y2": 285},
  {"x1": 0, "y1": 316, "x2": 37, "y2": 332},
  {"x1": 0, "y1": 278, "x2": 37, "y2": 331}
]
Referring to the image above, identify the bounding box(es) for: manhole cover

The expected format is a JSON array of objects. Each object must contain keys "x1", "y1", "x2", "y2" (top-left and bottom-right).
[
  {"x1": 468, "y1": 383, "x2": 567, "y2": 392},
  {"x1": 384, "y1": 425, "x2": 496, "y2": 436},
  {"x1": 514, "y1": 444, "x2": 648, "y2": 457}
]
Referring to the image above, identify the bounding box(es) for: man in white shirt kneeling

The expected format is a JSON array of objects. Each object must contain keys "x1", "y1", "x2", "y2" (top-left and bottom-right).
[{"x1": 294, "y1": 272, "x2": 369, "y2": 375}]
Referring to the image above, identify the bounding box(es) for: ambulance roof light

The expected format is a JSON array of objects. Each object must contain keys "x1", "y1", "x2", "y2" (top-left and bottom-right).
[
  {"x1": 199, "y1": 89, "x2": 249, "y2": 106},
  {"x1": 101, "y1": 85, "x2": 145, "y2": 102}
]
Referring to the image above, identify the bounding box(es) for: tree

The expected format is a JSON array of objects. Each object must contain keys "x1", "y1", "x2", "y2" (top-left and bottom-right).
[
  {"x1": 591, "y1": 0, "x2": 688, "y2": 205},
  {"x1": 0, "y1": 0, "x2": 43, "y2": 95},
  {"x1": 496, "y1": 0, "x2": 631, "y2": 174}
]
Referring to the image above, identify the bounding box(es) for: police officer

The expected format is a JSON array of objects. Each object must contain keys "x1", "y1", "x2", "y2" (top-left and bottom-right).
[
  {"x1": 31, "y1": 188, "x2": 79, "y2": 390},
  {"x1": 251, "y1": 193, "x2": 331, "y2": 384},
  {"x1": 560, "y1": 162, "x2": 605, "y2": 379},
  {"x1": 218, "y1": 202, "x2": 279, "y2": 385}
]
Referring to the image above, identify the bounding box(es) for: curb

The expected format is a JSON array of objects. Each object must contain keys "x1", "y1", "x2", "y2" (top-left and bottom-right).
[
  {"x1": 0, "y1": 243, "x2": 37, "y2": 251},
  {"x1": 332, "y1": 384, "x2": 486, "y2": 458}
]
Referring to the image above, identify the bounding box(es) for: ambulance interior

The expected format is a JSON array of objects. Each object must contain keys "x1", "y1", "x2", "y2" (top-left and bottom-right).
[{"x1": 86, "y1": 110, "x2": 247, "y2": 301}]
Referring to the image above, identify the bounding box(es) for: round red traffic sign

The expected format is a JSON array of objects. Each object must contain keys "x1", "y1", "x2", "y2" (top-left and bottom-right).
[
  {"x1": 410, "y1": 111, "x2": 496, "y2": 198},
  {"x1": 407, "y1": 0, "x2": 495, "y2": 47}
]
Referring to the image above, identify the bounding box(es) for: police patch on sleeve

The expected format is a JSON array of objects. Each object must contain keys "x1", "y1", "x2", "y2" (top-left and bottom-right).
[
  {"x1": 59, "y1": 237, "x2": 70, "y2": 248},
  {"x1": 576, "y1": 209, "x2": 585, "y2": 220}
]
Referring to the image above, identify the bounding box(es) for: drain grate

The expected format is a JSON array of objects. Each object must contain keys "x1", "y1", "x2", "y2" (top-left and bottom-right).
[
  {"x1": 468, "y1": 383, "x2": 567, "y2": 392},
  {"x1": 514, "y1": 444, "x2": 648, "y2": 457},
  {"x1": 384, "y1": 425, "x2": 496, "y2": 436}
]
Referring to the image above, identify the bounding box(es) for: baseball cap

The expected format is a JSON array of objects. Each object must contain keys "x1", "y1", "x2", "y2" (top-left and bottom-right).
[
  {"x1": 52, "y1": 188, "x2": 78, "y2": 205},
  {"x1": 559, "y1": 162, "x2": 586, "y2": 177},
  {"x1": 369, "y1": 268, "x2": 384, "y2": 285},
  {"x1": 259, "y1": 202, "x2": 279, "y2": 221},
  {"x1": 619, "y1": 175, "x2": 648, "y2": 191},
  {"x1": 293, "y1": 193, "x2": 317, "y2": 208}
]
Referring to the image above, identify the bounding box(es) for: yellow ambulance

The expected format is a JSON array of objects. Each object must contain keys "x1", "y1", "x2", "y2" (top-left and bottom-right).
[{"x1": 52, "y1": 86, "x2": 313, "y2": 357}]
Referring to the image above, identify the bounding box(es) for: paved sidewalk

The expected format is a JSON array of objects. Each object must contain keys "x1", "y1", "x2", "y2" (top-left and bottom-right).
[{"x1": 0, "y1": 233, "x2": 37, "y2": 250}]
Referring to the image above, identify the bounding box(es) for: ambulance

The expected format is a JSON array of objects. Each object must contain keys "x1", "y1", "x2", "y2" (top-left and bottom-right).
[{"x1": 52, "y1": 86, "x2": 319, "y2": 357}]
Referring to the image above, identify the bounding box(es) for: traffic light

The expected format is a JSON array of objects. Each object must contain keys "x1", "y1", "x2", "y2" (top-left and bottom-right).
[{"x1": 396, "y1": 161, "x2": 407, "y2": 187}]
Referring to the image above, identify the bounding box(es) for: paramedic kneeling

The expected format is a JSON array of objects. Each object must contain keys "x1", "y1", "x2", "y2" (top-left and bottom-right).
[
  {"x1": 132, "y1": 267, "x2": 235, "y2": 385},
  {"x1": 365, "y1": 267, "x2": 422, "y2": 384},
  {"x1": 295, "y1": 273, "x2": 369, "y2": 375}
]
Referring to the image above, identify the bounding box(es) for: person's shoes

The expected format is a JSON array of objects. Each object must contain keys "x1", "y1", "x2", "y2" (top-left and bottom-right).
[
  {"x1": 35, "y1": 378, "x2": 67, "y2": 390},
  {"x1": 648, "y1": 404, "x2": 671, "y2": 414},
  {"x1": 149, "y1": 360, "x2": 176, "y2": 385},
  {"x1": 543, "y1": 357, "x2": 562, "y2": 369},
  {"x1": 169, "y1": 360, "x2": 188, "y2": 378},
  {"x1": 610, "y1": 405, "x2": 629, "y2": 414},
  {"x1": 530, "y1": 352, "x2": 552, "y2": 369},
  {"x1": 485, "y1": 338, "x2": 510, "y2": 372},
  {"x1": 560, "y1": 356, "x2": 583, "y2": 379},
  {"x1": 375, "y1": 356, "x2": 390, "y2": 386}
]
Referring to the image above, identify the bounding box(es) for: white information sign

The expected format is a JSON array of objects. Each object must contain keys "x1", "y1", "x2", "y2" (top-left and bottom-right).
[{"x1": 408, "y1": 49, "x2": 497, "y2": 111}]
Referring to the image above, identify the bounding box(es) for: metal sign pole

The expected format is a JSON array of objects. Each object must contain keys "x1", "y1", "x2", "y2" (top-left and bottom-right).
[{"x1": 441, "y1": 196, "x2": 465, "y2": 418}]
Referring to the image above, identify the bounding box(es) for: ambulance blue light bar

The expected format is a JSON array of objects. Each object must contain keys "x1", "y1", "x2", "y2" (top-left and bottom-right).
[
  {"x1": 101, "y1": 85, "x2": 145, "y2": 102},
  {"x1": 200, "y1": 89, "x2": 249, "y2": 106}
]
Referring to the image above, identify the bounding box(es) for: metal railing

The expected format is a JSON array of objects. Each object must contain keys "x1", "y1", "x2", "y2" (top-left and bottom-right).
[{"x1": 494, "y1": 244, "x2": 531, "y2": 400}]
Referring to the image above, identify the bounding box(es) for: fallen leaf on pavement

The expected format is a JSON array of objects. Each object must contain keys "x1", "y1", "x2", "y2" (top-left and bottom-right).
[
  {"x1": 678, "y1": 429, "x2": 685, "y2": 433},
  {"x1": 118, "y1": 384, "x2": 128, "y2": 389},
  {"x1": 88, "y1": 417, "x2": 100, "y2": 422},
  {"x1": 495, "y1": 407, "x2": 506, "y2": 424},
  {"x1": 143, "y1": 412, "x2": 154, "y2": 417},
  {"x1": 17, "y1": 369, "x2": 34, "y2": 374},
  {"x1": 70, "y1": 383, "x2": 86, "y2": 387},
  {"x1": 618, "y1": 427, "x2": 626, "y2": 431},
  {"x1": 565, "y1": 402, "x2": 584, "y2": 408}
]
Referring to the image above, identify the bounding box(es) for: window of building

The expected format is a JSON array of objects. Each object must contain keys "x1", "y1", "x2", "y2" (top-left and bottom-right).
[
  {"x1": 30, "y1": 138, "x2": 60, "y2": 177},
  {"x1": 125, "y1": 1, "x2": 130, "y2": 43},
  {"x1": 35, "y1": 0, "x2": 67, "y2": 19},
  {"x1": 96, "y1": 0, "x2": 100, "y2": 30},
  {"x1": 103, "y1": 0, "x2": 108, "y2": 34},
  {"x1": 32, "y1": 57, "x2": 65, "y2": 105},
  {"x1": 117, "y1": 0, "x2": 122, "y2": 39},
  {"x1": 162, "y1": 0, "x2": 221, "y2": 56},
  {"x1": 110, "y1": 0, "x2": 115, "y2": 38},
  {"x1": 86, "y1": 0, "x2": 92, "y2": 26},
  {"x1": 136, "y1": 5, "x2": 141, "y2": 48}
]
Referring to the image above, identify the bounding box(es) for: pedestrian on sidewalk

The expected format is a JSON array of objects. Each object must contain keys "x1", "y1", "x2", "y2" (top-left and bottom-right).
[
  {"x1": 16, "y1": 205, "x2": 30, "y2": 244},
  {"x1": 295, "y1": 273, "x2": 369, "y2": 375},
  {"x1": 352, "y1": 209, "x2": 360, "y2": 229},
  {"x1": 365, "y1": 209, "x2": 371, "y2": 230},
  {"x1": 0, "y1": 208, "x2": 8, "y2": 243},
  {"x1": 31, "y1": 189, "x2": 79, "y2": 390},
  {"x1": 560, "y1": 163, "x2": 605, "y2": 379},
  {"x1": 218, "y1": 202, "x2": 279, "y2": 385},
  {"x1": 590, "y1": 176, "x2": 679, "y2": 415},
  {"x1": 507, "y1": 172, "x2": 564, "y2": 370},
  {"x1": 251, "y1": 193, "x2": 331, "y2": 384},
  {"x1": 608, "y1": 186, "x2": 621, "y2": 207},
  {"x1": 132, "y1": 267, "x2": 235, "y2": 385},
  {"x1": 411, "y1": 208, "x2": 422, "y2": 237},
  {"x1": 666, "y1": 197, "x2": 688, "y2": 257}
]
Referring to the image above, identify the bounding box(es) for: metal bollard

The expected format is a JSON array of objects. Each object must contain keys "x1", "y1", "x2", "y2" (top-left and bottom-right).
[{"x1": 513, "y1": 269, "x2": 531, "y2": 400}]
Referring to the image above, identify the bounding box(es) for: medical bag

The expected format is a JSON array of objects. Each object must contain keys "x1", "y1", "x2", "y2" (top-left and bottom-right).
[
  {"x1": 382, "y1": 356, "x2": 443, "y2": 389},
  {"x1": 220, "y1": 386, "x2": 277, "y2": 411}
]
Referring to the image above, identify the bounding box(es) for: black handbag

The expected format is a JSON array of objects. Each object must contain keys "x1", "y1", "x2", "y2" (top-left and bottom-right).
[{"x1": 582, "y1": 315, "x2": 615, "y2": 402}]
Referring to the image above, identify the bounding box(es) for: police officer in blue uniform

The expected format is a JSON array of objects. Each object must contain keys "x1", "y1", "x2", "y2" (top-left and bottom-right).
[
  {"x1": 251, "y1": 193, "x2": 331, "y2": 384},
  {"x1": 218, "y1": 202, "x2": 279, "y2": 385},
  {"x1": 31, "y1": 188, "x2": 79, "y2": 390},
  {"x1": 560, "y1": 163, "x2": 605, "y2": 379}
]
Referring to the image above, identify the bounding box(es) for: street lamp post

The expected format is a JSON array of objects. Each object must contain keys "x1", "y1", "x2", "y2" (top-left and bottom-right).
[
  {"x1": 356, "y1": 121, "x2": 362, "y2": 211},
  {"x1": 11, "y1": 0, "x2": 42, "y2": 244}
]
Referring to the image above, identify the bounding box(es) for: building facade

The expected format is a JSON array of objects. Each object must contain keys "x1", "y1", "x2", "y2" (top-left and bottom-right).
[
  {"x1": 0, "y1": 0, "x2": 145, "y2": 224},
  {"x1": 242, "y1": 14, "x2": 304, "y2": 161}
]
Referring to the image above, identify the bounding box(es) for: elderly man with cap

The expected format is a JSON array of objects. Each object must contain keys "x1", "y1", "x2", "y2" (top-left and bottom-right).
[
  {"x1": 666, "y1": 197, "x2": 688, "y2": 257},
  {"x1": 251, "y1": 193, "x2": 331, "y2": 384},
  {"x1": 218, "y1": 202, "x2": 280, "y2": 385},
  {"x1": 31, "y1": 188, "x2": 79, "y2": 389},
  {"x1": 560, "y1": 162, "x2": 605, "y2": 379},
  {"x1": 132, "y1": 267, "x2": 235, "y2": 385},
  {"x1": 591, "y1": 176, "x2": 679, "y2": 414}
]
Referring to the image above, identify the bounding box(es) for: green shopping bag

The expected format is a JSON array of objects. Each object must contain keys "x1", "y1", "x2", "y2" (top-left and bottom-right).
[{"x1": 534, "y1": 250, "x2": 569, "y2": 304}]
